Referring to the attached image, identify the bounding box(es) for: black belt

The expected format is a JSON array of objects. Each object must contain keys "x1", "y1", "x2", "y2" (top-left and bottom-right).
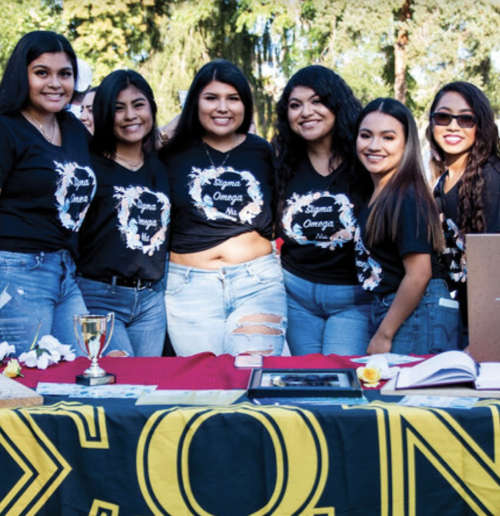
[{"x1": 89, "y1": 276, "x2": 158, "y2": 291}]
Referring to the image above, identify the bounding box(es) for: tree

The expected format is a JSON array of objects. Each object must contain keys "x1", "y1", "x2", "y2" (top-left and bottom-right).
[
  {"x1": 2, "y1": 0, "x2": 499, "y2": 132},
  {"x1": 62, "y1": 0, "x2": 170, "y2": 82},
  {"x1": 0, "y1": 0, "x2": 63, "y2": 76},
  {"x1": 140, "y1": 0, "x2": 297, "y2": 136}
]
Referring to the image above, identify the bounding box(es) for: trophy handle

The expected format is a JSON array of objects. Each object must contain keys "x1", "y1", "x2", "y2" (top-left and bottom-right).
[
  {"x1": 73, "y1": 315, "x2": 87, "y2": 356},
  {"x1": 102, "y1": 312, "x2": 115, "y2": 355}
]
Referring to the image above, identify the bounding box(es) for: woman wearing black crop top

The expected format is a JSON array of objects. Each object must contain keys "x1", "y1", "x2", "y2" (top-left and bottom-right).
[
  {"x1": 427, "y1": 82, "x2": 500, "y2": 347},
  {"x1": 356, "y1": 98, "x2": 460, "y2": 354},
  {"x1": 160, "y1": 60, "x2": 286, "y2": 356},
  {"x1": 0, "y1": 31, "x2": 96, "y2": 355},
  {"x1": 77, "y1": 70, "x2": 170, "y2": 357},
  {"x1": 274, "y1": 66, "x2": 373, "y2": 355}
]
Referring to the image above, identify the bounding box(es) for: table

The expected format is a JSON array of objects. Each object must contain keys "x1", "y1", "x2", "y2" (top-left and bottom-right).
[{"x1": 1, "y1": 354, "x2": 499, "y2": 516}]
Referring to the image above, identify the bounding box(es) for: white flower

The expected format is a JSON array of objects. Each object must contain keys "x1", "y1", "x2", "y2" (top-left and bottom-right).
[
  {"x1": 365, "y1": 356, "x2": 400, "y2": 380},
  {"x1": 58, "y1": 344, "x2": 76, "y2": 362},
  {"x1": 38, "y1": 335, "x2": 62, "y2": 351},
  {"x1": 19, "y1": 350, "x2": 38, "y2": 368},
  {"x1": 18, "y1": 335, "x2": 76, "y2": 369},
  {"x1": 37, "y1": 354, "x2": 50, "y2": 370},
  {"x1": 0, "y1": 341, "x2": 15, "y2": 361}
]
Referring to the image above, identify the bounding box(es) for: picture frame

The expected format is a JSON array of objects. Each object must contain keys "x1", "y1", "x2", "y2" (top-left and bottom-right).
[{"x1": 247, "y1": 368, "x2": 363, "y2": 399}]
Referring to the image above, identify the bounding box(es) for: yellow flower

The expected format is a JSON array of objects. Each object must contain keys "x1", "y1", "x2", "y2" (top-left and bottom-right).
[
  {"x1": 357, "y1": 366, "x2": 381, "y2": 388},
  {"x1": 3, "y1": 358, "x2": 23, "y2": 378}
]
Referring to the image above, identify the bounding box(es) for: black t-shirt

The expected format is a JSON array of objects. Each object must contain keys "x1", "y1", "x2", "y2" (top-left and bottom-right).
[
  {"x1": 433, "y1": 156, "x2": 500, "y2": 289},
  {"x1": 278, "y1": 158, "x2": 359, "y2": 284},
  {"x1": 0, "y1": 112, "x2": 96, "y2": 255},
  {"x1": 163, "y1": 134, "x2": 274, "y2": 253},
  {"x1": 356, "y1": 188, "x2": 444, "y2": 295},
  {"x1": 77, "y1": 154, "x2": 170, "y2": 282}
]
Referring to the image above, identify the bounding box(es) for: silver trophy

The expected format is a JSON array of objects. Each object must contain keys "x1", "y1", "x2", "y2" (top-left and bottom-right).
[{"x1": 74, "y1": 313, "x2": 116, "y2": 385}]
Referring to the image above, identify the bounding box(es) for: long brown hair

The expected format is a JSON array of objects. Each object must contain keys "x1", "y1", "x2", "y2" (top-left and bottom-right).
[
  {"x1": 357, "y1": 98, "x2": 444, "y2": 251},
  {"x1": 426, "y1": 82, "x2": 500, "y2": 234}
]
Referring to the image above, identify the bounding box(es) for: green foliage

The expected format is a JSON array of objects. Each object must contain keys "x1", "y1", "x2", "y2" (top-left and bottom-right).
[
  {"x1": 0, "y1": 0, "x2": 63, "y2": 77},
  {"x1": 62, "y1": 0, "x2": 170, "y2": 82},
  {"x1": 1, "y1": 0, "x2": 499, "y2": 133}
]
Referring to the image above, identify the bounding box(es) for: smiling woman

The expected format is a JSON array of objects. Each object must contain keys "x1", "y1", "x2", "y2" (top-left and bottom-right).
[
  {"x1": 427, "y1": 82, "x2": 500, "y2": 347},
  {"x1": 273, "y1": 65, "x2": 373, "y2": 356},
  {"x1": 0, "y1": 31, "x2": 97, "y2": 355},
  {"x1": 355, "y1": 98, "x2": 460, "y2": 355},
  {"x1": 76, "y1": 70, "x2": 171, "y2": 357},
  {"x1": 160, "y1": 60, "x2": 287, "y2": 357}
]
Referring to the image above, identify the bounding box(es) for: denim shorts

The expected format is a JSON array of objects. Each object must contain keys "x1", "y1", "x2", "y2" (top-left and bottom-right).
[
  {"x1": 372, "y1": 278, "x2": 461, "y2": 354},
  {"x1": 283, "y1": 269, "x2": 373, "y2": 355},
  {"x1": 0, "y1": 249, "x2": 88, "y2": 355},
  {"x1": 165, "y1": 254, "x2": 287, "y2": 356},
  {"x1": 77, "y1": 276, "x2": 166, "y2": 357}
]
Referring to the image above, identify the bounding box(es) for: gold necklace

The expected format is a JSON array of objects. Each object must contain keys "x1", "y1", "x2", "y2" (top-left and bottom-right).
[
  {"x1": 203, "y1": 134, "x2": 239, "y2": 173},
  {"x1": 115, "y1": 153, "x2": 144, "y2": 171},
  {"x1": 26, "y1": 110, "x2": 57, "y2": 144}
]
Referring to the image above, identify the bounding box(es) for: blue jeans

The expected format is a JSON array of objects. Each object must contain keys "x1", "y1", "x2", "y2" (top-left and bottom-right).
[
  {"x1": 0, "y1": 250, "x2": 88, "y2": 356},
  {"x1": 283, "y1": 269, "x2": 373, "y2": 355},
  {"x1": 372, "y1": 278, "x2": 461, "y2": 354},
  {"x1": 165, "y1": 254, "x2": 287, "y2": 356},
  {"x1": 77, "y1": 277, "x2": 166, "y2": 357}
]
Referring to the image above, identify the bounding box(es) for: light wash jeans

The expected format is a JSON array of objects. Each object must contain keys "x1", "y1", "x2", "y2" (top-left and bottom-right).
[
  {"x1": 372, "y1": 278, "x2": 461, "y2": 354},
  {"x1": 77, "y1": 276, "x2": 166, "y2": 357},
  {"x1": 0, "y1": 249, "x2": 88, "y2": 356},
  {"x1": 283, "y1": 269, "x2": 373, "y2": 355},
  {"x1": 165, "y1": 254, "x2": 287, "y2": 356}
]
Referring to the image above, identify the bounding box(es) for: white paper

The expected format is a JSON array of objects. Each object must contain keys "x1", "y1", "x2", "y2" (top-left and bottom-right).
[
  {"x1": 37, "y1": 383, "x2": 157, "y2": 398},
  {"x1": 352, "y1": 353, "x2": 424, "y2": 366},
  {"x1": 398, "y1": 395, "x2": 478, "y2": 409},
  {"x1": 136, "y1": 389, "x2": 247, "y2": 406}
]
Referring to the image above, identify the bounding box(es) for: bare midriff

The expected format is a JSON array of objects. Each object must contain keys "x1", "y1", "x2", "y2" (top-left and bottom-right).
[{"x1": 170, "y1": 231, "x2": 273, "y2": 270}]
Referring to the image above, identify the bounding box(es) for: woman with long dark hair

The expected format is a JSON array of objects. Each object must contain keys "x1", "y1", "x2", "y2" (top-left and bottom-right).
[
  {"x1": 77, "y1": 70, "x2": 170, "y2": 356},
  {"x1": 160, "y1": 59, "x2": 286, "y2": 356},
  {"x1": 427, "y1": 82, "x2": 500, "y2": 344},
  {"x1": 0, "y1": 31, "x2": 96, "y2": 355},
  {"x1": 274, "y1": 65, "x2": 373, "y2": 355},
  {"x1": 356, "y1": 98, "x2": 460, "y2": 354}
]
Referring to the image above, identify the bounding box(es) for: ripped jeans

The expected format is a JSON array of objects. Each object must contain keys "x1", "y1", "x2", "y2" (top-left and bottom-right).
[
  {"x1": 165, "y1": 254, "x2": 287, "y2": 356},
  {"x1": 0, "y1": 249, "x2": 88, "y2": 356}
]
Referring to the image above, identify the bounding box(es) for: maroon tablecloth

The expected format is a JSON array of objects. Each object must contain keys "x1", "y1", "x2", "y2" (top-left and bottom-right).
[{"x1": 4, "y1": 353, "x2": 362, "y2": 390}]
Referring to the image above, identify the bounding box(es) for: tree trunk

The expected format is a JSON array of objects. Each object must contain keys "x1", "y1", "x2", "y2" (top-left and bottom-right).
[{"x1": 394, "y1": 0, "x2": 411, "y2": 104}]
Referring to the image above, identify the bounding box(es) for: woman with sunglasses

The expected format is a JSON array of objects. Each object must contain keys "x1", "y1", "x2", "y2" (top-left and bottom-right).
[
  {"x1": 427, "y1": 82, "x2": 500, "y2": 346},
  {"x1": 356, "y1": 98, "x2": 460, "y2": 355}
]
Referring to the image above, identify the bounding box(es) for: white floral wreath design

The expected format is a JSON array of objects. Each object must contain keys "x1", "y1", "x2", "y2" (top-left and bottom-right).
[
  {"x1": 282, "y1": 191, "x2": 356, "y2": 250},
  {"x1": 189, "y1": 166, "x2": 263, "y2": 223},
  {"x1": 353, "y1": 226, "x2": 382, "y2": 291},
  {"x1": 442, "y1": 215, "x2": 467, "y2": 283},
  {"x1": 54, "y1": 160, "x2": 97, "y2": 231},
  {"x1": 114, "y1": 186, "x2": 171, "y2": 256}
]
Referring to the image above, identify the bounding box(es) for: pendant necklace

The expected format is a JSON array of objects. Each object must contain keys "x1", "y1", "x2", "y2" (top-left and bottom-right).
[
  {"x1": 203, "y1": 134, "x2": 239, "y2": 173},
  {"x1": 115, "y1": 153, "x2": 144, "y2": 171},
  {"x1": 26, "y1": 111, "x2": 58, "y2": 144}
]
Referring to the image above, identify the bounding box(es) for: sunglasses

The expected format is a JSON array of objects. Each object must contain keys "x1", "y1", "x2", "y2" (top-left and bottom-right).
[{"x1": 431, "y1": 112, "x2": 477, "y2": 129}]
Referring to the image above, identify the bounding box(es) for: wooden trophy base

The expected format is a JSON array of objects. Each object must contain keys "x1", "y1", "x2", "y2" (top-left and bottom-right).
[{"x1": 76, "y1": 373, "x2": 116, "y2": 386}]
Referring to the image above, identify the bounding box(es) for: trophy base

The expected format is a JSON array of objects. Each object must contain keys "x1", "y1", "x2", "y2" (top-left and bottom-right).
[{"x1": 76, "y1": 373, "x2": 116, "y2": 386}]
